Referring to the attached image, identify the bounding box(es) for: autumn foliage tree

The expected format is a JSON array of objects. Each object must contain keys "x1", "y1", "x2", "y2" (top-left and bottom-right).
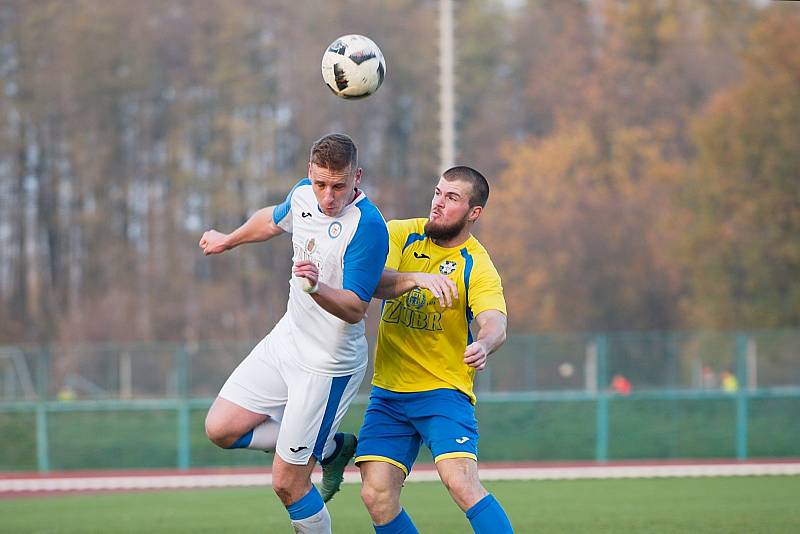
[
  {"x1": 0, "y1": 0, "x2": 797, "y2": 348},
  {"x1": 681, "y1": 6, "x2": 800, "y2": 328}
]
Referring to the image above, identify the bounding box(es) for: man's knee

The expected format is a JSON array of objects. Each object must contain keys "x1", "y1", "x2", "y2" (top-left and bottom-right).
[
  {"x1": 272, "y1": 478, "x2": 295, "y2": 504},
  {"x1": 360, "y1": 480, "x2": 387, "y2": 510},
  {"x1": 272, "y1": 469, "x2": 313, "y2": 506},
  {"x1": 360, "y1": 474, "x2": 401, "y2": 520},
  {"x1": 439, "y1": 465, "x2": 487, "y2": 509},
  {"x1": 204, "y1": 413, "x2": 234, "y2": 448},
  {"x1": 442, "y1": 472, "x2": 476, "y2": 496}
]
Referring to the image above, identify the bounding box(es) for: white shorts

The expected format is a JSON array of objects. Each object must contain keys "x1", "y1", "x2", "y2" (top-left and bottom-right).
[{"x1": 218, "y1": 332, "x2": 365, "y2": 465}]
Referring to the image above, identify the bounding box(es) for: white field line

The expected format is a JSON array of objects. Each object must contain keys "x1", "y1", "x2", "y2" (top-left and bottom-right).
[{"x1": 3, "y1": 463, "x2": 800, "y2": 494}]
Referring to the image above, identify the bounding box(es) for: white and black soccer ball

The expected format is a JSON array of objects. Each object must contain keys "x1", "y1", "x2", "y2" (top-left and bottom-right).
[{"x1": 321, "y1": 34, "x2": 386, "y2": 99}]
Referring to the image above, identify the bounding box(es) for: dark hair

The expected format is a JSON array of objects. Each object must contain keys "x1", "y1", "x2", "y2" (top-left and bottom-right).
[
  {"x1": 442, "y1": 166, "x2": 489, "y2": 208},
  {"x1": 310, "y1": 133, "x2": 358, "y2": 172}
]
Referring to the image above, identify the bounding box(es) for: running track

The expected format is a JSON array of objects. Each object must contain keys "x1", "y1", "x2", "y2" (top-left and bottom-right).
[{"x1": 3, "y1": 460, "x2": 799, "y2": 498}]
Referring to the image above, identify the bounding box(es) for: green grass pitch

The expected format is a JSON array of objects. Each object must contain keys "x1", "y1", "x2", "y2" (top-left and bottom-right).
[{"x1": 1, "y1": 477, "x2": 799, "y2": 533}]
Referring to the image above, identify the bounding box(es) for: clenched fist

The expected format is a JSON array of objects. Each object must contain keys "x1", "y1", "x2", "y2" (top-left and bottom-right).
[{"x1": 199, "y1": 230, "x2": 230, "y2": 255}]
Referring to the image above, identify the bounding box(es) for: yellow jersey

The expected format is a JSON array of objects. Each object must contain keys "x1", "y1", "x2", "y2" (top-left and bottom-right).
[{"x1": 372, "y1": 218, "x2": 506, "y2": 403}]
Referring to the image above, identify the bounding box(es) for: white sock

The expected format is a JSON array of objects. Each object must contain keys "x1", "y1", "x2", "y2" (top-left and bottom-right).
[
  {"x1": 247, "y1": 418, "x2": 281, "y2": 451},
  {"x1": 291, "y1": 506, "x2": 331, "y2": 534}
]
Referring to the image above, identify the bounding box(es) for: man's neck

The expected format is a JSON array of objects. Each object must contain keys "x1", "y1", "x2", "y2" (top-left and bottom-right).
[
  {"x1": 430, "y1": 228, "x2": 472, "y2": 249},
  {"x1": 346, "y1": 188, "x2": 360, "y2": 206}
]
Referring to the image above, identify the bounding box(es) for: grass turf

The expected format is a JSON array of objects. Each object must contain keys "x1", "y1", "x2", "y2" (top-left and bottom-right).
[{"x1": 1, "y1": 476, "x2": 799, "y2": 533}]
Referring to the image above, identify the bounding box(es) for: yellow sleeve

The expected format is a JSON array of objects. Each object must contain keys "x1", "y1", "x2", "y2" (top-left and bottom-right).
[
  {"x1": 385, "y1": 219, "x2": 424, "y2": 270},
  {"x1": 385, "y1": 220, "x2": 405, "y2": 270},
  {"x1": 468, "y1": 254, "x2": 507, "y2": 317}
]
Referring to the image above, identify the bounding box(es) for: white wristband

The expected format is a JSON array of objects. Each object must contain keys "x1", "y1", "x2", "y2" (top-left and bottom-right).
[{"x1": 303, "y1": 279, "x2": 319, "y2": 294}]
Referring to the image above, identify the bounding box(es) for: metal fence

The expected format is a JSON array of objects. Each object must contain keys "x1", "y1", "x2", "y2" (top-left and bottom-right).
[{"x1": 1, "y1": 330, "x2": 799, "y2": 472}]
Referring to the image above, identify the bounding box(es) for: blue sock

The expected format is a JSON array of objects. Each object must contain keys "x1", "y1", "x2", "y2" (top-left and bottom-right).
[
  {"x1": 374, "y1": 508, "x2": 419, "y2": 533},
  {"x1": 466, "y1": 494, "x2": 513, "y2": 534},
  {"x1": 227, "y1": 429, "x2": 253, "y2": 449},
  {"x1": 286, "y1": 485, "x2": 324, "y2": 521}
]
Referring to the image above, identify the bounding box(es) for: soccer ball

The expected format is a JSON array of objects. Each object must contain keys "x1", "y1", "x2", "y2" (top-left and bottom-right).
[{"x1": 321, "y1": 35, "x2": 386, "y2": 99}]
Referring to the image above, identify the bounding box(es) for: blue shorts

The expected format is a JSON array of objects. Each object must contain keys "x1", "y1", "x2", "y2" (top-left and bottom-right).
[{"x1": 355, "y1": 386, "x2": 479, "y2": 476}]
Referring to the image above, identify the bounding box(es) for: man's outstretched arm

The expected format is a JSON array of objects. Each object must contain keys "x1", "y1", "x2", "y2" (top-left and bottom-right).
[
  {"x1": 373, "y1": 268, "x2": 459, "y2": 307},
  {"x1": 199, "y1": 206, "x2": 284, "y2": 255}
]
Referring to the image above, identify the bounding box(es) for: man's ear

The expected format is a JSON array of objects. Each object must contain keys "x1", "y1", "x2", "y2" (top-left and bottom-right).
[{"x1": 468, "y1": 205, "x2": 483, "y2": 223}]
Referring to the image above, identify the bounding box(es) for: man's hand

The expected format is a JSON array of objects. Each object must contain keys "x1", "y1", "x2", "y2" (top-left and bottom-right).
[
  {"x1": 412, "y1": 273, "x2": 458, "y2": 307},
  {"x1": 463, "y1": 310, "x2": 507, "y2": 371},
  {"x1": 293, "y1": 260, "x2": 368, "y2": 323},
  {"x1": 293, "y1": 260, "x2": 320, "y2": 292},
  {"x1": 199, "y1": 230, "x2": 231, "y2": 255},
  {"x1": 463, "y1": 340, "x2": 489, "y2": 370}
]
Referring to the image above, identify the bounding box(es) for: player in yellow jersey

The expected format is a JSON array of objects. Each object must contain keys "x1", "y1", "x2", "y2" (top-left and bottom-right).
[{"x1": 355, "y1": 166, "x2": 514, "y2": 533}]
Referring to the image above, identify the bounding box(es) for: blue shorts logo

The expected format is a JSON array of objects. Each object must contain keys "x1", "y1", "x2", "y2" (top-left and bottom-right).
[{"x1": 328, "y1": 222, "x2": 342, "y2": 239}]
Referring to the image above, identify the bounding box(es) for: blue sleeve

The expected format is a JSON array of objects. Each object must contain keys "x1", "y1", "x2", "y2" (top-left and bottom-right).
[
  {"x1": 272, "y1": 178, "x2": 311, "y2": 225},
  {"x1": 343, "y1": 203, "x2": 389, "y2": 302}
]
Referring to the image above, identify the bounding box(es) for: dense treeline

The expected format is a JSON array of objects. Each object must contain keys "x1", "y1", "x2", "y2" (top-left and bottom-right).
[{"x1": 0, "y1": 0, "x2": 798, "y2": 347}]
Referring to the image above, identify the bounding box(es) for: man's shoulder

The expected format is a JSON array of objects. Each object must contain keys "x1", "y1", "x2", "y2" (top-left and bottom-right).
[
  {"x1": 285, "y1": 179, "x2": 315, "y2": 211},
  {"x1": 344, "y1": 195, "x2": 389, "y2": 258},
  {"x1": 273, "y1": 178, "x2": 311, "y2": 226},
  {"x1": 464, "y1": 235, "x2": 493, "y2": 257},
  {"x1": 353, "y1": 194, "x2": 388, "y2": 228},
  {"x1": 288, "y1": 177, "x2": 312, "y2": 193},
  {"x1": 463, "y1": 237, "x2": 501, "y2": 274},
  {"x1": 387, "y1": 218, "x2": 426, "y2": 234}
]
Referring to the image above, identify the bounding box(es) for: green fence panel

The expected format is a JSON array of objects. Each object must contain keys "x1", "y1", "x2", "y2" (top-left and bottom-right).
[{"x1": 1, "y1": 330, "x2": 798, "y2": 472}]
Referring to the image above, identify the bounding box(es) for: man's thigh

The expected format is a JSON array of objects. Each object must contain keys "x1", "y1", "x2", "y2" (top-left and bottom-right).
[
  {"x1": 277, "y1": 363, "x2": 365, "y2": 466},
  {"x1": 435, "y1": 457, "x2": 487, "y2": 511},
  {"x1": 355, "y1": 390, "x2": 422, "y2": 476},
  {"x1": 205, "y1": 396, "x2": 269, "y2": 442},
  {"x1": 217, "y1": 334, "x2": 289, "y2": 420},
  {"x1": 410, "y1": 389, "x2": 479, "y2": 463}
]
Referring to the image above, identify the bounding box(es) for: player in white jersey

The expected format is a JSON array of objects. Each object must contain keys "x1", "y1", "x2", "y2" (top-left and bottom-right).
[{"x1": 199, "y1": 133, "x2": 389, "y2": 534}]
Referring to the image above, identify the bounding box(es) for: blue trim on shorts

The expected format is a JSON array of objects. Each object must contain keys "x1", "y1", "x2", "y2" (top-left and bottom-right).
[{"x1": 313, "y1": 375, "x2": 352, "y2": 461}]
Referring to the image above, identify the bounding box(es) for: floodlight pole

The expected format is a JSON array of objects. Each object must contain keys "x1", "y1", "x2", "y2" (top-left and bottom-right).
[{"x1": 439, "y1": 0, "x2": 455, "y2": 173}]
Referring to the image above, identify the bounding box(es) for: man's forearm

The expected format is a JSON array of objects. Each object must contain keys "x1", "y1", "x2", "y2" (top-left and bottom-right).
[
  {"x1": 475, "y1": 311, "x2": 508, "y2": 355},
  {"x1": 226, "y1": 206, "x2": 282, "y2": 249},
  {"x1": 310, "y1": 285, "x2": 368, "y2": 324},
  {"x1": 373, "y1": 269, "x2": 418, "y2": 300},
  {"x1": 476, "y1": 324, "x2": 506, "y2": 355}
]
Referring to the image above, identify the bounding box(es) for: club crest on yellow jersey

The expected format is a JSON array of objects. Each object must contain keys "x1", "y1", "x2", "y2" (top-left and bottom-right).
[
  {"x1": 405, "y1": 287, "x2": 427, "y2": 309},
  {"x1": 439, "y1": 260, "x2": 457, "y2": 275}
]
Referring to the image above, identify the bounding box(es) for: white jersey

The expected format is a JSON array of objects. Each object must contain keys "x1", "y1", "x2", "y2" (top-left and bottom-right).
[{"x1": 272, "y1": 178, "x2": 388, "y2": 376}]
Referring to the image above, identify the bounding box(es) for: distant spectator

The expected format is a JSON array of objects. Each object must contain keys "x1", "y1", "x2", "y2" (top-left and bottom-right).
[
  {"x1": 610, "y1": 374, "x2": 632, "y2": 396},
  {"x1": 721, "y1": 371, "x2": 739, "y2": 393},
  {"x1": 57, "y1": 386, "x2": 76, "y2": 401},
  {"x1": 701, "y1": 365, "x2": 718, "y2": 389}
]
